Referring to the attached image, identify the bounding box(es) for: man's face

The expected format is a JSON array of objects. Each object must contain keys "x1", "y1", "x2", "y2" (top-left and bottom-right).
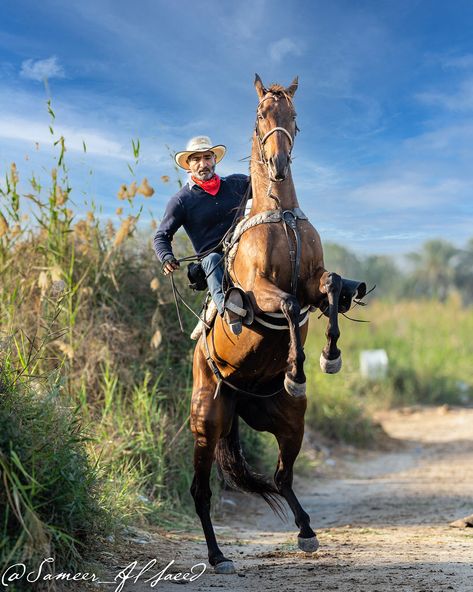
[{"x1": 187, "y1": 151, "x2": 216, "y2": 180}]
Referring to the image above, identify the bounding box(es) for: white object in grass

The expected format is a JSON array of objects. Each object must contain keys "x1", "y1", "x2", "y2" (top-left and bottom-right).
[{"x1": 360, "y1": 349, "x2": 388, "y2": 379}]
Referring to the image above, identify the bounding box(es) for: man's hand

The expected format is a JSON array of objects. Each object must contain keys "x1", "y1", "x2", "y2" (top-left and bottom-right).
[{"x1": 162, "y1": 256, "x2": 180, "y2": 275}]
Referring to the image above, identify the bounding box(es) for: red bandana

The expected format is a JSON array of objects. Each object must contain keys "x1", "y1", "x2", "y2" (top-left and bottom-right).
[{"x1": 191, "y1": 174, "x2": 221, "y2": 196}]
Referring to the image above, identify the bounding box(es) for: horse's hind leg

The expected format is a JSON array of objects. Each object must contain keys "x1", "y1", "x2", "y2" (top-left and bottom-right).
[
  {"x1": 190, "y1": 348, "x2": 236, "y2": 573},
  {"x1": 191, "y1": 434, "x2": 235, "y2": 572},
  {"x1": 274, "y1": 431, "x2": 319, "y2": 552}
]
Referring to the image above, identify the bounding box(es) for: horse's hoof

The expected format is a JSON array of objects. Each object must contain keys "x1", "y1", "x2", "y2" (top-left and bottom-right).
[
  {"x1": 320, "y1": 352, "x2": 342, "y2": 374},
  {"x1": 298, "y1": 535, "x2": 319, "y2": 553},
  {"x1": 214, "y1": 560, "x2": 236, "y2": 574},
  {"x1": 284, "y1": 375, "x2": 307, "y2": 398}
]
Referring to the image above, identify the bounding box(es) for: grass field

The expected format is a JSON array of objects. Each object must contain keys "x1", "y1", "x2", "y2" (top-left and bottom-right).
[{"x1": 304, "y1": 294, "x2": 473, "y2": 443}]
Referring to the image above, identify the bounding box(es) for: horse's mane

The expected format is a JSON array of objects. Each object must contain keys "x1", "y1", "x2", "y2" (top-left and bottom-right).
[{"x1": 267, "y1": 83, "x2": 285, "y2": 93}]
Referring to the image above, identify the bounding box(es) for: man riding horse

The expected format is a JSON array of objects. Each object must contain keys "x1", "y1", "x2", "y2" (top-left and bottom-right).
[
  {"x1": 153, "y1": 136, "x2": 248, "y2": 335},
  {"x1": 155, "y1": 77, "x2": 368, "y2": 575}
]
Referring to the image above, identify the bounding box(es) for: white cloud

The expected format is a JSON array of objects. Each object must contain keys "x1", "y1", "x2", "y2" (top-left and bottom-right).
[
  {"x1": 416, "y1": 76, "x2": 473, "y2": 112},
  {"x1": 404, "y1": 122, "x2": 473, "y2": 154},
  {"x1": 0, "y1": 116, "x2": 127, "y2": 159},
  {"x1": 269, "y1": 38, "x2": 303, "y2": 63},
  {"x1": 20, "y1": 56, "x2": 65, "y2": 82},
  {"x1": 440, "y1": 53, "x2": 473, "y2": 70},
  {"x1": 349, "y1": 176, "x2": 468, "y2": 210}
]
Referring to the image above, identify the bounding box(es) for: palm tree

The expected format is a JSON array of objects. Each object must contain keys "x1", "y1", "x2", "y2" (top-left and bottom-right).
[
  {"x1": 454, "y1": 237, "x2": 473, "y2": 306},
  {"x1": 406, "y1": 239, "x2": 459, "y2": 302}
]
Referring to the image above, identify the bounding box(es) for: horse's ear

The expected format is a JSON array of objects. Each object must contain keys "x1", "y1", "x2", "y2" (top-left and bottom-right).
[
  {"x1": 286, "y1": 76, "x2": 299, "y2": 98},
  {"x1": 254, "y1": 73, "x2": 267, "y2": 100}
]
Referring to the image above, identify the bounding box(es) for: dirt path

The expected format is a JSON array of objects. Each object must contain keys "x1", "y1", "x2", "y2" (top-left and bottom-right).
[{"x1": 98, "y1": 406, "x2": 473, "y2": 592}]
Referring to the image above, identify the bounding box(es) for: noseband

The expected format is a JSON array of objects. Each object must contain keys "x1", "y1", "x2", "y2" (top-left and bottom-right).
[{"x1": 255, "y1": 92, "x2": 298, "y2": 175}]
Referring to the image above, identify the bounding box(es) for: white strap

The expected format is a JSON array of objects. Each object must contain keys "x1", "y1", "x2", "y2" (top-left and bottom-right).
[
  {"x1": 263, "y1": 305, "x2": 310, "y2": 319},
  {"x1": 260, "y1": 126, "x2": 293, "y2": 146},
  {"x1": 254, "y1": 311, "x2": 310, "y2": 330}
]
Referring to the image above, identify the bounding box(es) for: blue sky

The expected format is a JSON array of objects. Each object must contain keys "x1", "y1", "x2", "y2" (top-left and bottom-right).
[{"x1": 1, "y1": 0, "x2": 473, "y2": 255}]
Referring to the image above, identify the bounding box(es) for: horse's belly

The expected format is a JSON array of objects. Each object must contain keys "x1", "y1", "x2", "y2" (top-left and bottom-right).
[{"x1": 210, "y1": 318, "x2": 308, "y2": 381}]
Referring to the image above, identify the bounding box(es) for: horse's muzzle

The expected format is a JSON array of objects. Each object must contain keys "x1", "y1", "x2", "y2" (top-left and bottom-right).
[{"x1": 269, "y1": 154, "x2": 290, "y2": 182}]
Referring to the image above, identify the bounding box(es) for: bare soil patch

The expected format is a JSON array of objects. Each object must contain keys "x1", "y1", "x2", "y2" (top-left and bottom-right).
[{"x1": 96, "y1": 406, "x2": 473, "y2": 592}]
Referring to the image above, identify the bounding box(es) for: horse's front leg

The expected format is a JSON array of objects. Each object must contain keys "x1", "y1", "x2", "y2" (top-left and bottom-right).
[
  {"x1": 319, "y1": 270, "x2": 342, "y2": 373},
  {"x1": 252, "y1": 276, "x2": 306, "y2": 398}
]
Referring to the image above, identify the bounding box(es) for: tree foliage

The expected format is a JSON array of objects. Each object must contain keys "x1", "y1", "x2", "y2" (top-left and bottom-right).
[{"x1": 324, "y1": 237, "x2": 472, "y2": 306}]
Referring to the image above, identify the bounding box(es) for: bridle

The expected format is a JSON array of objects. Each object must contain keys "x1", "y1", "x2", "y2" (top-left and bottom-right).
[{"x1": 254, "y1": 91, "x2": 299, "y2": 176}]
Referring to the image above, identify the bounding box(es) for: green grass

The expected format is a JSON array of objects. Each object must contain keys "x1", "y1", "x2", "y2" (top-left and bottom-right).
[
  {"x1": 304, "y1": 294, "x2": 473, "y2": 443},
  {"x1": 0, "y1": 110, "x2": 200, "y2": 571},
  {"x1": 0, "y1": 369, "x2": 108, "y2": 575}
]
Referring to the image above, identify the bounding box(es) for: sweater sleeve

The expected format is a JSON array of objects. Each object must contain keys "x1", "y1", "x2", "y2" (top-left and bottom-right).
[{"x1": 153, "y1": 195, "x2": 186, "y2": 262}]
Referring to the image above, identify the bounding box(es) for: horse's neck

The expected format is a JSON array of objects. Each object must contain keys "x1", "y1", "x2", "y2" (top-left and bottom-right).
[{"x1": 249, "y1": 141, "x2": 299, "y2": 215}]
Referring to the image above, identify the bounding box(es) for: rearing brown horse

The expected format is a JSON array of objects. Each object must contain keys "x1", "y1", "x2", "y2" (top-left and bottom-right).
[{"x1": 190, "y1": 74, "x2": 364, "y2": 574}]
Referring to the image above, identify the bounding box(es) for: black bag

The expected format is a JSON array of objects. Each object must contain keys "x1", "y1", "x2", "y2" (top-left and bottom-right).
[{"x1": 187, "y1": 262, "x2": 208, "y2": 291}]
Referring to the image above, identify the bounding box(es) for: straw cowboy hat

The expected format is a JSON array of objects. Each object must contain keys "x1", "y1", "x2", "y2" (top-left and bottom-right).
[{"x1": 174, "y1": 136, "x2": 226, "y2": 170}]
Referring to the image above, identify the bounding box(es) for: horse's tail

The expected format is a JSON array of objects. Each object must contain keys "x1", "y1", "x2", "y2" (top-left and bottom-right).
[{"x1": 215, "y1": 414, "x2": 286, "y2": 519}]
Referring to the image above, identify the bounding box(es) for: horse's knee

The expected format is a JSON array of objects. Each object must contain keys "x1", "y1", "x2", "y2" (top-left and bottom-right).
[
  {"x1": 321, "y1": 271, "x2": 342, "y2": 294},
  {"x1": 280, "y1": 295, "x2": 300, "y2": 318}
]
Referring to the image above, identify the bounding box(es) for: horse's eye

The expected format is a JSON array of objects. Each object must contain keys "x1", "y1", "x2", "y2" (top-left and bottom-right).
[{"x1": 258, "y1": 113, "x2": 264, "y2": 119}]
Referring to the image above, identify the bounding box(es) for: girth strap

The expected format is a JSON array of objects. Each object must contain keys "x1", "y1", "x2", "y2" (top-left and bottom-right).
[{"x1": 254, "y1": 305, "x2": 311, "y2": 330}]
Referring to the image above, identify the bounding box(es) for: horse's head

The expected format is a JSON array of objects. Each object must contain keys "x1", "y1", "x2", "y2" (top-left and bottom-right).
[{"x1": 254, "y1": 73, "x2": 299, "y2": 183}]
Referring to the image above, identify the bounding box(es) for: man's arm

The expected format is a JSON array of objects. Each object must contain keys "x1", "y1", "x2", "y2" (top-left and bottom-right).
[{"x1": 153, "y1": 194, "x2": 186, "y2": 273}]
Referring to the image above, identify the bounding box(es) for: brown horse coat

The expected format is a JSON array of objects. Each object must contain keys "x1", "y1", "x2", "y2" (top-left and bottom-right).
[{"x1": 190, "y1": 75, "x2": 344, "y2": 573}]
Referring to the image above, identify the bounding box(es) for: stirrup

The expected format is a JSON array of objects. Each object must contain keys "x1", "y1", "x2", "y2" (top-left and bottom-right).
[
  {"x1": 224, "y1": 286, "x2": 254, "y2": 326},
  {"x1": 223, "y1": 290, "x2": 245, "y2": 335}
]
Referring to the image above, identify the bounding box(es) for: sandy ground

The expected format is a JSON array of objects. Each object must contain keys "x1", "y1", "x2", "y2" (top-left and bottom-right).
[{"x1": 96, "y1": 406, "x2": 473, "y2": 592}]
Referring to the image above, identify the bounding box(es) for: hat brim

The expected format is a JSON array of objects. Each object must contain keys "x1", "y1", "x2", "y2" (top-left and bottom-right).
[{"x1": 174, "y1": 145, "x2": 226, "y2": 170}]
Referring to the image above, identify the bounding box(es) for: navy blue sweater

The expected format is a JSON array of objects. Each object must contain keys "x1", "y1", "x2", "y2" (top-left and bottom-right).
[{"x1": 153, "y1": 174, "x2": 249, "y2": 262}]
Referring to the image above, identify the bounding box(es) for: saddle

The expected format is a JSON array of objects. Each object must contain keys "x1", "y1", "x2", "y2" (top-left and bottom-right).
[{"x1": 188, "y1": 210, "x2": 367, "y2": 339}]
